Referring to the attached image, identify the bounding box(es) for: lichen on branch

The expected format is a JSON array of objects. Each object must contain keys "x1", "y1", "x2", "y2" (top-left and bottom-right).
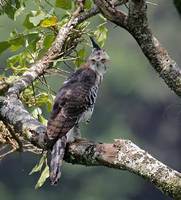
[{"x1": 0, "y1": 1, "x2": 180, "y2": 199}]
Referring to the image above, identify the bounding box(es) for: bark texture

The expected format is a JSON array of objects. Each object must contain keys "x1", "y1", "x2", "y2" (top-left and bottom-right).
[
  {"x1": 65, "y1": 139, "x2": 181, "y2": 199},
  {"x1": 0, "y1": 1, "x2": 180, "y2": 199},
  {"x1": 94, "y1": 0, "x2": 181, "y2": 97}
]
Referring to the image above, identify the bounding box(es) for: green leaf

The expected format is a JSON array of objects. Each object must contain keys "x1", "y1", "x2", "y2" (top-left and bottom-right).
[
  {"x1": 23, "y1": 14, "x2": 35, "y2": 29},
  {"x1": 35, "y1": 165, "x2": 49, "y2": 189},
  {"x1": 2, "y1": 0, "x2": 21, "y2": 20},
  {"x1": 31, "y1": 107, "x2": 42, "y2": 119},
  {"x1": 7, "y1": 56, "x2": 28, "y2": 74},
  {"x1": 40, "y1": 16, "x2": 58, "y2": 27},
  {"x1": 58, "y1": 14, "x2": 70, "y2": 27},
  {"x1": 3, "y1": 3, "x2": 17, "y2": 19},
  {"x1": 14, "y1": 5, "x2": 25, "y2": 20},
  {"x1": 55, "y1": 0, "x2": 72, "y2": 10},
  {"x1": 6, "y1": 75, "x2": 18, "y2": 84},
  {"x1": 29, "y1": 11, "x2": 46, "y2": 26},
  {"x1": 9, "y1": 36, "x2": 25, "y2": 51},
  {"x1": 29, "y1": 154, "x2": 46, "y2": 175},
  {"x1": 43, "y1": 34, "x2": 55, "y2": 49},
  {"x1": 94, "y1": 24, "x2": 108, "y2": 47},
  {"x1": 0, "y1": 41, "x2": 11, "y2": 54},
  {"x1": 35, "y1": 92, "x2": 54, "y2": 112},
  {"x1": 23, "y1": 10, "x2": 46, "y2": 29},
  {"x1": 26, "y1": 33, "x2": 40, "y2": 51},
  {"x1": 38, "y1": 115, "x2": 48, "y2": 126},
  {"x1": 84, "y1": 0, "x2": 92, "y2": 9},
  {"x1": 75, "y1": 48, "x2": 86, "y2": 67}
]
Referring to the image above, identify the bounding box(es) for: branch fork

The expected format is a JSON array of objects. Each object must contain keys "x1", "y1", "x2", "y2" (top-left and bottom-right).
[{"x1": 0, "y1": 1, "x2": 180, "y2": 199}]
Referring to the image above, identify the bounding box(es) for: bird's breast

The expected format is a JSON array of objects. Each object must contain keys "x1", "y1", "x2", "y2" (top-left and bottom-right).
[
  {"x1": 79, "y1": 85, "x2": 99, "y2": 123},
  {"x1": 79, "y1": 106, "x2": 94, "y2": 123}
]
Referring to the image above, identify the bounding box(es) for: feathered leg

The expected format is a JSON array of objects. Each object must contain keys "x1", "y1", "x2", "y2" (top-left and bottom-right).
[
  {"x1": 66, "y1": 124, "x2": 81, "y2": 143},
  {"x1": 50, "y1": 136, "x2": 67, "y2": 185}
]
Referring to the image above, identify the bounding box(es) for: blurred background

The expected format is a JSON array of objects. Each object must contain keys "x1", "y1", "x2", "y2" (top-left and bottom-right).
[{"x1": 0, "y1": 0, "x2": 180, "y2": 200}]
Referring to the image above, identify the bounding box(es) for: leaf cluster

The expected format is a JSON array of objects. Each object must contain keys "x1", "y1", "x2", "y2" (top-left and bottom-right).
[{"x1": 0, "y1": 0, "x2": 109, "y2": 188}]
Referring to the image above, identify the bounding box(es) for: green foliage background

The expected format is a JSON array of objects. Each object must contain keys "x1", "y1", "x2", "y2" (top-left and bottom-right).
[{"x1": 0, "y1": 0, "x2": 180, "y2": 200}]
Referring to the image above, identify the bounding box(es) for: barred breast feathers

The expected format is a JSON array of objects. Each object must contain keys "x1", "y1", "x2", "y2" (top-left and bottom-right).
[{"x1": 47, "y1": 67, "x2": 98, "y2": 142}]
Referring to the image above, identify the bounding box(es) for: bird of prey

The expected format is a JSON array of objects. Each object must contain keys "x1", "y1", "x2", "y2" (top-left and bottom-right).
[{"x1": 47, "y1": 37, "x2": 109, "y2": 185}]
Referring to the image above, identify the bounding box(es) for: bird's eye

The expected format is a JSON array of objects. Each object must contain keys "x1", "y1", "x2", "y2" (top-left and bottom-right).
[
  {"x1": 91, "y1": 59, "x2": 96, "y2": 64},
  {"x1": 101, "y1": 58, "x2": 106, "y2": 63}
]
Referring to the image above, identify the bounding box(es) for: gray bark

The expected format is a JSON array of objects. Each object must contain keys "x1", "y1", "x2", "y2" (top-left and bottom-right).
[
  {"x1": 94, "y1": 0, "x2": 181, "y2": 97},
  {"x1": 0, "y1": 1, "x2": 180, "y2": 199},
  {"x1": 65, "y1": 139, "x2": 181, "y2": 199}
]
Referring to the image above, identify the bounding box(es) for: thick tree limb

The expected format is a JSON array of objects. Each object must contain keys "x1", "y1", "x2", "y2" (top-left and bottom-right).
[
  {"x1": 127, "y1": 0, "x2": 181, "y2": 96},
  {"x1": 0, "y1": 2, "x2": 126, "y2": 148},
  {"x1": 0, "y1": 1, "x2": 180, "y2": 199},
  {"x1": 0, "y1": 7, "x2": 84, "y2": 147},
  {"x1": 0, "y1": 6, "x2": 102, "y2": 148},
  {"x1": 1, "y1": 131, "x2": 180, "y2": 199},
  {"x1": 7, "y1": 9, "x2": 81, "y2": 96},
  {"x1": 94, "y1": 0, "x2": 181, "y2": 97},
  {"x1": 65, "y1": 139, "x2": 181, "y2": 200}
]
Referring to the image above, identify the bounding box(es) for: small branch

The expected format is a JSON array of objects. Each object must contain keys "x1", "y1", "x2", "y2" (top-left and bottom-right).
[
  {"x1": 0, "y1": 6, "x2": 101, "y2": 148},
  {"x1": 0, "y1": 148, "x2": 16, "y2": 160},
  {"x1": 77, "y1": 5, "x2": 99, "y2": 23},
  {"x1": 0, "y1": 1, "x2": 126, "y2": 148},
  {"x1": 0, "y1": 78, "x2": 9, "y2": 94},
  {"x1": 65, "y1": 138, "x2": 181, "y2": 199},
  {"x1": 0, "y1": 1, "x2": 180, "y2": 199},
  {"x1": 93, "y1": 0, "x2": 128, "y2": 28},
  {"x1": 3, "y1": 121, "x2": 23, "y2": 151},
  {"x1": 91, "y1": 0, "x2": 181, "y2": 198},
  {"x1": 7, "y1": 7, "x2": 82, "y2": 97},
  {"x1": 94, "y1": 0, "x2": 181, "y2": 97},
  {"x1": 0, "y1": 3, "x2": 122, "y2": 95}
]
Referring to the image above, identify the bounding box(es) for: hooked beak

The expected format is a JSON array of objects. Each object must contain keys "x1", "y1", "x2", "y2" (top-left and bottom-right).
[{"x1": 89, "y1": 36, "x2": 101, "y2": 50}]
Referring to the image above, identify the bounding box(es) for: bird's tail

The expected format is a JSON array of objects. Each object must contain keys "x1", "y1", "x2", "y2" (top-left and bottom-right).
[{"x1": 50, "y1": 136, "x2": 67, "y2": 185}]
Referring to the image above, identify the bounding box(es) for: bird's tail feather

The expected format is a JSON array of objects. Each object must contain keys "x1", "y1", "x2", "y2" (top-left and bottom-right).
[{"x1": 50, "y1": 136, "x2": 67, "y2": 185}]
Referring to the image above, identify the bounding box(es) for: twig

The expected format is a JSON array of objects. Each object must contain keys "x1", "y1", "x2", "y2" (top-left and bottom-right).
[
  {"x1": 1, "y1": 1, "x2": 179, "y2": 199},
  {"x1": 3, "y1": 121, "x2": 23, "y2": 151},
  {"x1": 0, "y1": 148, "x2": 16, "y2": 160}
]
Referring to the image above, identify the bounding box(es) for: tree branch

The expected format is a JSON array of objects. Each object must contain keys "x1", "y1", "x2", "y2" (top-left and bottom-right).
[
  {"x1": 127, "y1": 0, "x2": 181, "y2": 96},
  {"x1": 94, "y1": 0, "x2": 181, "y2": 97},
  {"x1": 0, "y1": 2, "x2": 127, "y2": 148},
  {"x1": 94, "y1": 0, "x2": 128, "y2": 28},
  {"x1": 0, "y1": 1, "x2": 180, "y2": 199},
  {"x1": 1, "y1": 132, "x2": 180, "y2": 199},
  {"x1": 65, "y1": 138, "x2": 181, "y2": 199},
  {"x1": 7, "y1": 8, "x2": 81, "y2": 96},
  {"x1": 0, "y1": 6, "x2": 102, "y2": 148}
]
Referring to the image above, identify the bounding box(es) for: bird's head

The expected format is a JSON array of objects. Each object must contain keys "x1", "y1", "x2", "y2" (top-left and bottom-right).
[{"x1": 87, "y1": 37, "x2": 109, "y2": 75}]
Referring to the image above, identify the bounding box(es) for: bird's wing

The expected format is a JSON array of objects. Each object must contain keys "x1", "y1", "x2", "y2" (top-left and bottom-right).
[
  {"x1": 47, "y1": 67, "x2": 98, "y2": 184},
  {"x1": 47, "y1": 68, "x2": 97, "y2": 142},
  {"x1": 47, "y1": 68, "x2": 97, "y2": 184}
]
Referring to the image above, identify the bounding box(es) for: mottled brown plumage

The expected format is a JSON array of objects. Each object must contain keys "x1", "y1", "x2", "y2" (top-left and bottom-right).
[
  {"x1": 47, "y1": 38, "x2": 109, "y2": 185},
  {"x1": 47, "y1": 68, "x2": 97, "y2": 142}
]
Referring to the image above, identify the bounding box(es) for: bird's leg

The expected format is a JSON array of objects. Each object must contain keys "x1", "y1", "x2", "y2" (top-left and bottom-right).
[
  {"x1": 66, "y1": 124, "x2": 81, "y2": 143},
  {"x1": 74, "y1": 124, "x2": 81, "y2": 137}
]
